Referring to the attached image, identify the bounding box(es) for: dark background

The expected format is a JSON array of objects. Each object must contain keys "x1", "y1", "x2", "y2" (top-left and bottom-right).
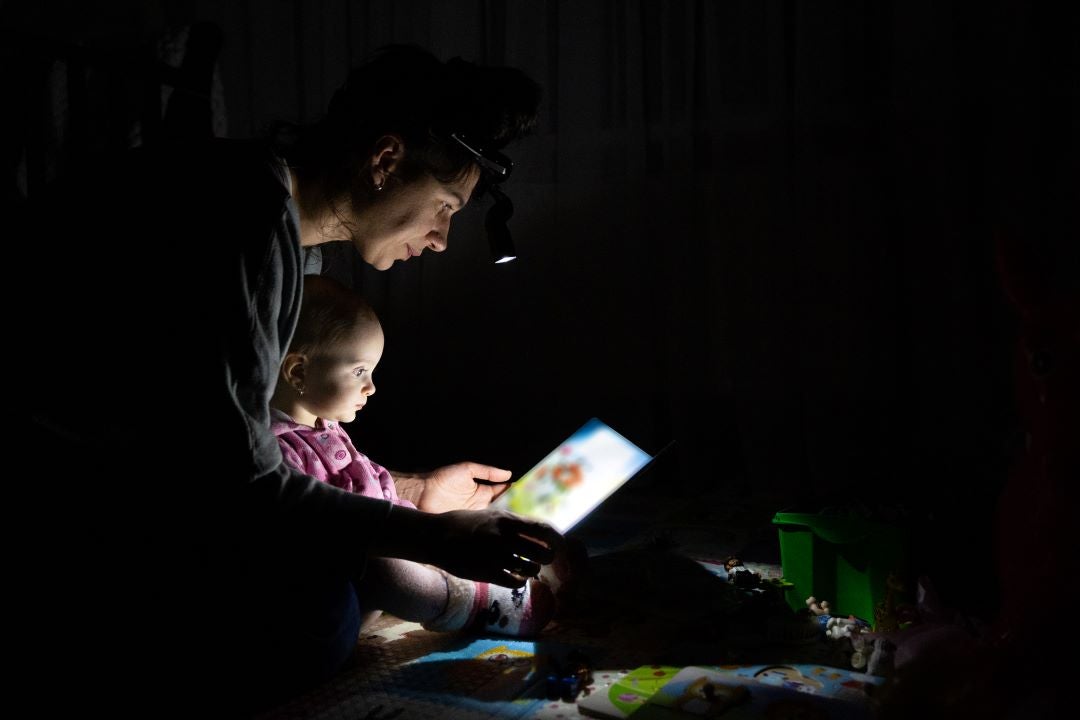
[{"x1": 5, "y1": 0, "x2": 1076, "y2": 618}]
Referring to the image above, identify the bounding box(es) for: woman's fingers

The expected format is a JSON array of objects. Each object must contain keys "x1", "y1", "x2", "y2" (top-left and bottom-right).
[
  {"x1": 430, "y1": 508, "x2": 566, "y2": 587},
  {"x1": 503, "y1": 520, "x2": 562, "y2": 552},
  {"x1": 506, "y1": 554, "x2": 541, "y2": 578},
  {"x1": 494, "y1": 569, "x2": 529, "y2": 588}
]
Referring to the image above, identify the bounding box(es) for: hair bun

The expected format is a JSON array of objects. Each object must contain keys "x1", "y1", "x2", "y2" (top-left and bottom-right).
[
  {"x1": 287, "y1": 45, "x2": 541, "y2": 185},
  {"x1": 438, "y1": 57, "x2": 541, "y2": 148}
]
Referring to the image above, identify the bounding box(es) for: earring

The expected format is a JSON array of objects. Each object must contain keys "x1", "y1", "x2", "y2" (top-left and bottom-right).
[
  {"x1": 295, "y1": 384, "x2": 305, "y2": 397},
  {"x1": 374, "y1": 178, "x2": 384, "y2": 192}
]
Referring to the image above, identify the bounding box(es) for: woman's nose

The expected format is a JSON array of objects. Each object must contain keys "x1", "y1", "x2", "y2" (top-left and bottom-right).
[{"x1": 428, "y1": 218, "x2": 450, "y2": 252}]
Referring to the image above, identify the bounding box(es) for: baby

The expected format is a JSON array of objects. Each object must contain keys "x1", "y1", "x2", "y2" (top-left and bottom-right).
[{"x1": 270, "y1": 274, "x2": 573, "y2": 635}]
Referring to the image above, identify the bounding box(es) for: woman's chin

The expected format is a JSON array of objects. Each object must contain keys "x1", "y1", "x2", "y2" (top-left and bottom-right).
[
  {"x1": 369, "y1": 255, "x2": 395, "y2": 271},
  {"x1": 357, "y1": 243, "x2": 392, "y2": 271}
]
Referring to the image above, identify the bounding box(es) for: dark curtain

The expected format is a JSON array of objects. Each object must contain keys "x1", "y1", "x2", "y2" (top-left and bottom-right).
[{"x1": 6, "y1": 0, "x2": 1076, "y2": 616}]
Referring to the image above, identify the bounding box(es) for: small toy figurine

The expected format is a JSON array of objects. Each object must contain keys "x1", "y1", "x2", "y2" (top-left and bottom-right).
[
  {"x1": 825, "y1": 616, "x2": 864, "y2": 640},
  {"x1": 724, "y1": 556, "x2": 761, "y2": 589},
  {"x1": 544, "y1": 651, "x2": 593, "y2": 702},
  {"x1": 806, "y1": 596, "x2": 832, "y2": 616}
]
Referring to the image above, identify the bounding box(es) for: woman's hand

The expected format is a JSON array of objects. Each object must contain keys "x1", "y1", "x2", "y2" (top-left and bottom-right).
[
  {"x1": 377, "y1": 506, "x2": 562, "y2": 588},
  {"x1": 427, "y1": 509, "x2": 562, "y2": 587},
  {"x1": 394, "y1": 462, "x2": 513, "y2": 513}
]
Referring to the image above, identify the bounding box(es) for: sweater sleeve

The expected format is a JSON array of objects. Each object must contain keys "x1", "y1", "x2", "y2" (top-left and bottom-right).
[
  {"x1": 368, "y1": 455, "x2": 417, "y2": 510},
  {"x1": 206, "y1": 141, "x2": 398, "y2": 571},
  {"x1": 19, "y1": 138, "x2": 398, "y2": 584}
]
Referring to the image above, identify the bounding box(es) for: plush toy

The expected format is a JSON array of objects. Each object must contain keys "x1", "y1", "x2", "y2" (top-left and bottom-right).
[
  {"x1": 849, "y1": 631, "x2": 872, "y2": 671},
  {"x1": 825, "y1": 616, "x2": 863, "y2": 640},
  {"x1": 805, "y1": 596, "x2": 831, "y2": 616},
  {"x1": 849, "y1": 631, "x2": 896, "y2": 676}
]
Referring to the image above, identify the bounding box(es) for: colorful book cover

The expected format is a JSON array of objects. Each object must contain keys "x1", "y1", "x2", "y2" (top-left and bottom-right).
[
  {"x1": 639, "y1": 664, "x2": 883, "y2": 719},
  {"x1": 576, "y1": 665, "x2": 683, "y2": 718},
  {"x1": 491, "y1": 418, "x2": 652, "y2": 532},
  {"x1": 396, "y1": 637, "x2": 547, "y2": 717}
]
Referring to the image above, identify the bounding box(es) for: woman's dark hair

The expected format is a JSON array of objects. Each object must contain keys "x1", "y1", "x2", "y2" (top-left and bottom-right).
[{"x1": 280, "y1": 44, "x2": 541, "y2": 206}]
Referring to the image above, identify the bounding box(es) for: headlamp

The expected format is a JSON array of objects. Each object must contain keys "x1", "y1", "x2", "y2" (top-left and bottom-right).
[{"x1": 449, "y1": 133, "x2": 518, "y2": 263}]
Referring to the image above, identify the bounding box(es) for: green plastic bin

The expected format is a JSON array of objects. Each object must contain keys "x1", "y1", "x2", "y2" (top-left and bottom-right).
[{"x1": 772, "y1": 512, "x2": 907, "y2": 627}]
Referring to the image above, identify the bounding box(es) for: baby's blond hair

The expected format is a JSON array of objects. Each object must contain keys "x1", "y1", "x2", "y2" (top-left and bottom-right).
[{"x1": 288, "y1": 274, "x2": 380, "y2": 356}]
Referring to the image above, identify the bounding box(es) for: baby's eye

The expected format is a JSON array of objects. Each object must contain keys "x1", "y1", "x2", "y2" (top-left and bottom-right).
[{"x1": 353, "y1": 368, "x2": 367, "y2": 377}]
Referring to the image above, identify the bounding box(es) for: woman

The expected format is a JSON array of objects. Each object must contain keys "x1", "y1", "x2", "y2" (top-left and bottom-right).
[{"x1": 14, "y1": 45, "x2": 556, "y2": 713}]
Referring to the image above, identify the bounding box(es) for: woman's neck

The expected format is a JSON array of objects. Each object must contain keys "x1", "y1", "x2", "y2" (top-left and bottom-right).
[{"x1": 290, "y1": 168, "x2": 353, "y2": 248}]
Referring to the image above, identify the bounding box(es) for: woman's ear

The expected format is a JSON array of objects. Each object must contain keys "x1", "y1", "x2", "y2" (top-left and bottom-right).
[
  {"x1": 280, "y1": 352, "x2": 307, "y2": 391},
  {"x1": 370, "y1": 134, "x2": 405, "y2": 187}
]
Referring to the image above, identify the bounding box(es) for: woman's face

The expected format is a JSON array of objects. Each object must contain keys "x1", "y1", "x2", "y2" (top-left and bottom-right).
[{"x1": 353, "y1": 165, "x2": 481, "y2": 271}]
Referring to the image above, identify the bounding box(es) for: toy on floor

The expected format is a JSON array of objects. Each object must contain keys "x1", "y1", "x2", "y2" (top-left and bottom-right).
[
  {"x1": 825, "y1": 616, "x2": 868, "y2": 640},
  {"x1": 543, "y1": 650, "x2": 593, "y2": 702},
  {"x1": 724, "y1": 556, "x2": 762, "y2": 589},
  {"x1": 806, "y1": 596, "x2": 831, "y2": 616},
  {"x1": 850, "y1": 631, "x2": 895, "y2": 676},
  {"x1": 805, "y1": 594, "x2": 893, "y2": 674},
  {"x1": 805, "y1": 596, "x2": 870, "y2": 629},
  {"x1": 873, "y1": 573, "x2": 906, "y2": 633}
]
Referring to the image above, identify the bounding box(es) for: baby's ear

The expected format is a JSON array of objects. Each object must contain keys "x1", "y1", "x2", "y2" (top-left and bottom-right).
[{"x1": 280, "y1": 352, "x2": 307, "y2": 385}]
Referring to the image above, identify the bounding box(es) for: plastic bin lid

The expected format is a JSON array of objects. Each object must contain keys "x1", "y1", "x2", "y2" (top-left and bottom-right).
[{"x1": 771, "y1": 512, "x2": 895, "y2": 545}]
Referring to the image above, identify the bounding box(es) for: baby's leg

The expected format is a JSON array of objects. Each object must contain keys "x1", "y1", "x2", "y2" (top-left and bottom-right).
[
  {"x1": 424, "y1": 537, "x2": 587, "y2": 636},
  {"x1": 422, "y1": 573, "x2": 556, "y2": 637},
  {"x1": 355, "y1": 557, "x2": 449, "y2": 626},
  {"x1": 355, "y1": 558, "x2": 550, "y2": 634},
  {"x1": 356, "y1": 541, "x2": 588, "y2": 638}
]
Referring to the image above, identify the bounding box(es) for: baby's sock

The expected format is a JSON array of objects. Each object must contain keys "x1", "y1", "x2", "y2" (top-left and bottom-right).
[
  {"x1": 422, "y1": 573, "x2": 556, "y2": 637},
  {"x1": 539, "y1": 536, "x2": 588, "y2": 596}
]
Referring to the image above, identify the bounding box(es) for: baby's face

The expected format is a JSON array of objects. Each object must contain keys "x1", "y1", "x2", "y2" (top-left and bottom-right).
[{"x1": 302, "y1": 318, "x2": 384, "y2": 424}]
